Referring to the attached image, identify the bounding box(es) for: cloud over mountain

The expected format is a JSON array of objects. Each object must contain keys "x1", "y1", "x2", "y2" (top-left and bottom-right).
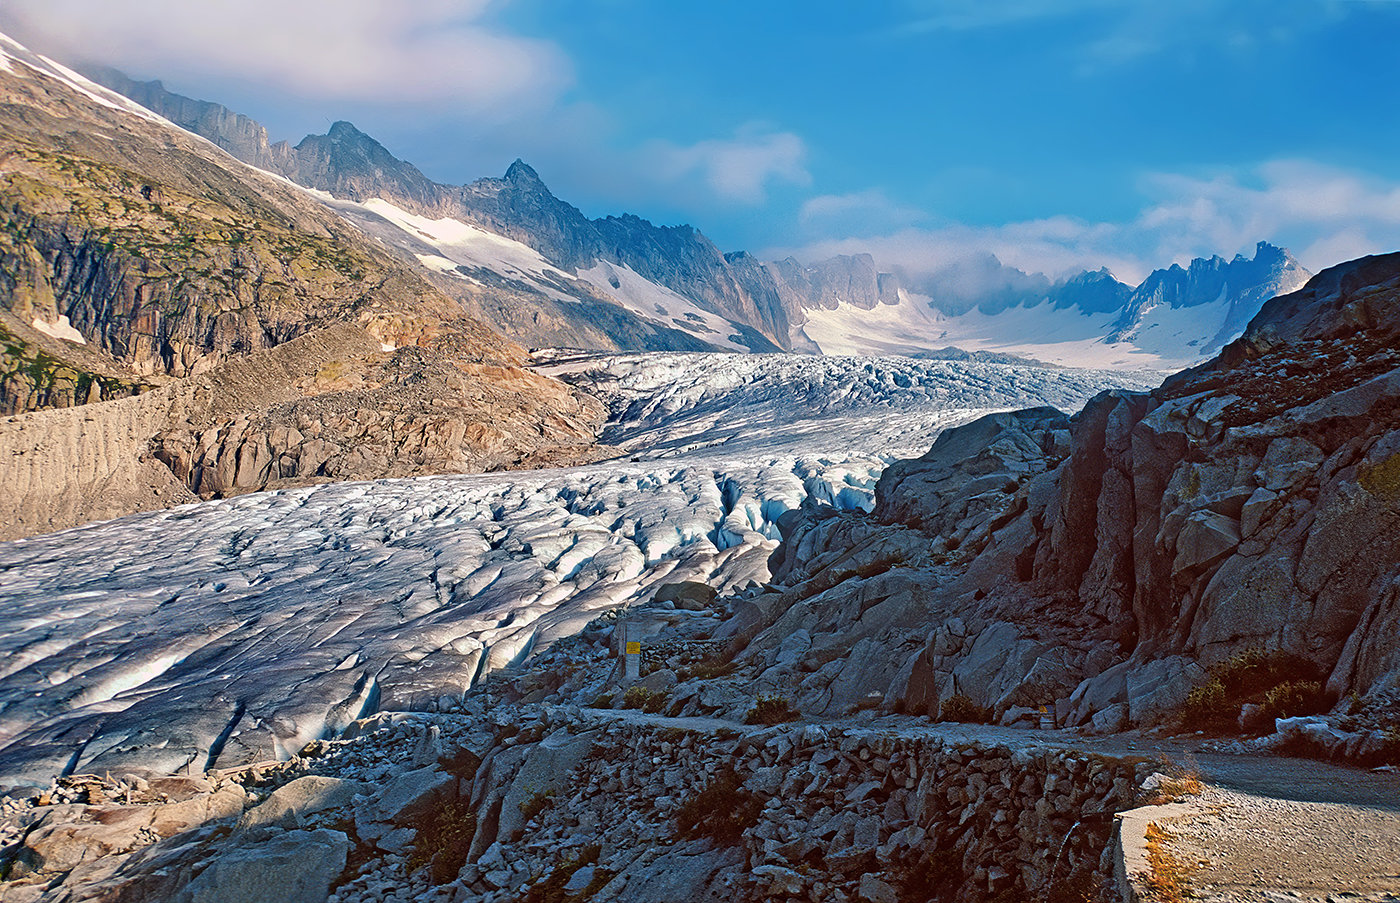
[{"x1": 0, "y1": 0, "x2": 572, "y2": 114}]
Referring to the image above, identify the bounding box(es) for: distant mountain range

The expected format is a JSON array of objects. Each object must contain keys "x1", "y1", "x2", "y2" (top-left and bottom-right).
[{"x1": 87, "y1": 68, "x2": 1311, "y2": 370}]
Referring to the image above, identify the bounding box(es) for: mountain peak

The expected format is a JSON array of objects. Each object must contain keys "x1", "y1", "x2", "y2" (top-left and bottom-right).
[
  {"x1": 327, "y1": 120, "x2": 366, "y2": 139},
  {"x1": 505, "y1": 159, "x2": 543, "y2": 185}
]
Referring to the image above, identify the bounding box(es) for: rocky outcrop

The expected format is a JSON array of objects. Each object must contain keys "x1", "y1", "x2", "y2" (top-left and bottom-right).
[
  {"x1": 748, "y1": 252, "x2": 1400, "y2": 729},
  {"x1": 766, "y1": 254, "x2": 899, "y2": 313},
  {"x1": 0, "y1": 324, "x2": 605, "y2": 540},
  {"x1": 80, "y1": 67, "x2": 295, "y2": 176}
]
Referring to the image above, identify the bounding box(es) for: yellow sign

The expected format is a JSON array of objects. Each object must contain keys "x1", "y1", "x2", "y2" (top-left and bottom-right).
[{"x1": 625, "y1": 642, "x2": 641, "y2": 655}]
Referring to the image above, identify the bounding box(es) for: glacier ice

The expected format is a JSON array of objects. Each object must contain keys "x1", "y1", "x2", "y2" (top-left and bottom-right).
[{"x1": 0, "y1": 352, "x2": 1156, "y2": 784}]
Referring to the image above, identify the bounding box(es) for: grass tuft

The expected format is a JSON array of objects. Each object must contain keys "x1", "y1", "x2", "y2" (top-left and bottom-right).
[
  {"x1": 674, "y1": 767, "x2": 762, "y2": 845},
  {"x1": 936, "y1": 693, "x2": 992, "y2": 724},
  {"x1": 1143, "y1": 822, "x2": 1192, "y2": 903},
  {"x1": 405, "y1": 798, "x2": 477, "y2": 886},
  {"x1": 744, "y1": 694, "x2": 800, "y2": 725}
]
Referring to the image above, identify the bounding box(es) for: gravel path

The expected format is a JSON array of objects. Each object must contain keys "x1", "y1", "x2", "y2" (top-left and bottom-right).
[{"x1": 1160, "y1": 784, "x2": 1400, "y2": 902}]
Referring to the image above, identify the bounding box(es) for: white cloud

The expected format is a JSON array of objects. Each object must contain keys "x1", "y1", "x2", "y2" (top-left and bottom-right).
[
  {"x1": 896, "y1": 0, "x2": 1359, "y2": 71},
  {"x1": 798, "y1": 189, "x2": 924, "y2": 235},
  {"x1": 1137, "y1": 160, "x2": 1400, "y2": 265},
  {"x1": 776, "y1": 217, "x2": 1145, "y2": 285},
  {"x1": 647, "y1": 125, "x2": 810, "y2": 205},
  {"x1": 0, "y1": 0, "x2": 571, "y2": 115},
  {"x1": 776, "y1": 160, "x2": 1400, "y2": 286}
]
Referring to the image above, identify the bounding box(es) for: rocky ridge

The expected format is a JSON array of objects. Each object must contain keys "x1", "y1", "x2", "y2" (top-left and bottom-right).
[
  {"x1": 0, "y1": 34, "x2": 606, "y2": 534},
  {"x1": 86, "y1": 68, "x2": 1309, "y2": 364}
]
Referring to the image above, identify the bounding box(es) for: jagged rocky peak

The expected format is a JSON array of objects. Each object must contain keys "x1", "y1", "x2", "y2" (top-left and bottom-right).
[
  {"x1": 289, "y1": 120, "x2": 444, "y2": 211},
  {"x1": 504, "y1": 157, "x2": 546, "y2": 187},
  {"x1": 766, "y1": 253, "x2": 896, "y2": 312},
  {"x1": 1129, "y1": 241, "x2": 1302, "y2": 308},
  {"x1": 1224, "y1": 249, "x2": 1400, "y2": 355},
  {"x1": 1051, "y1": 267, "x2": 1132, "y2": 314},
  {"x1": 1108, "y1": 240, "x2": 1311, "y2": 348}
]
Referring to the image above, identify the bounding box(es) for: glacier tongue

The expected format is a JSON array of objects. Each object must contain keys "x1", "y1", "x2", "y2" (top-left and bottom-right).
[{"x1": 0, "y1": 353, "x2": 1156, "y2": 784}]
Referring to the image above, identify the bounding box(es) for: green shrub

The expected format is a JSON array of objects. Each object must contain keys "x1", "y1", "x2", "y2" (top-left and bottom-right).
[
  {"x1": 744, "y1": 694, "x2": 800, "y2": 725},
  {"x1": 678, "y1": 658, "x2": 736, "y2": 681},
  {"x1": 937, "y1": 694, "x2": 991, "y2": 724},
  {"x1": 1180, "y1": 649, "x2": 1323, "y2": 732},
  {"x1": 675, "y1": 768, "x2": 763, "y2": 845},
  {"x1": 1214, "y1": 649, "x2": 1319, "y2": 695},
  {"x1": 1259, "y1": 680, "x2": 1328, "y2": 721},
  {"x1": 1180, "y1": 679, "x2": 1228, "y2": 729},
  {"x1": 618, "y1": 686, "x2": 669, "y2": 713},
  {"x1": 405, "y1": 798, "x2": 477, "y2": 885},
  {"x1": 621, "y1": 686, "x2": 654, "y2": 710}
]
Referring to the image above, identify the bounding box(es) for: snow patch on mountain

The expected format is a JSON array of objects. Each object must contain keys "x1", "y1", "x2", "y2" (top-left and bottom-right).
[
  {"x1": 0, "y1": 32, "x2": 164, "y2": 124},
  {"x1": 575, "y1": 263, "x2": 750, "y2": 352},
  {"x1": 801, "y1": 290, "x2": 1155, "y2": 369},
  {"x1": 30, "y1": 315, "x2": 86, "y2": 345},
  {"x1": 360, "y1": 199, "x2": 570, "y2": 287},
  {"x1": 803, "y1": 286, "x2": 1263, "y2": 371},
  {"x1": 324, "y1": 196, "x2": 756, "y2": 350}
]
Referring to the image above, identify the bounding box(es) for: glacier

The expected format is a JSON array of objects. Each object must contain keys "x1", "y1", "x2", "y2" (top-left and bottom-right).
[{"x1": 0, "y1": 353, "x2": 1157, "y2": 786}]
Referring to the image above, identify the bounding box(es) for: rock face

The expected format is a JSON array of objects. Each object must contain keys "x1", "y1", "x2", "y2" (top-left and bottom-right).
[
  {"x1": 754, "y1": 252, "x2": 1400, "y2": 725},
  {"x1": 0, "y1": 35, "x2": 606, "y2": 537}
]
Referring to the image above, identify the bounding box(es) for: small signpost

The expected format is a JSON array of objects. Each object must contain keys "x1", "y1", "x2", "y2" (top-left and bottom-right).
[{"x1": 624, "y1": 621, "x2": 640, "y2": 681}]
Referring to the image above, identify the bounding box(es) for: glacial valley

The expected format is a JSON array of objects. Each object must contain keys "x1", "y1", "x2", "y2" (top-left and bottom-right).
[{"x1": 0, "y1": 352, "x2": 1153, "y2": 785}]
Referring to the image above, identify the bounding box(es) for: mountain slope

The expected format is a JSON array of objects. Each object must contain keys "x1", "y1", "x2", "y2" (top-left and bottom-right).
[
  {"x1": 78, "y1": 70, "x2": 796, "y2": 352},
  {"x1": 0, "y1": 32, "x2": 605, "y2": 537}
]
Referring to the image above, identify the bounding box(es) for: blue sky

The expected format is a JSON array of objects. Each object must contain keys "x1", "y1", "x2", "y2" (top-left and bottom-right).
[{"x1": 4, "y1": 0, "x2": 1400, "y2": 283}]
